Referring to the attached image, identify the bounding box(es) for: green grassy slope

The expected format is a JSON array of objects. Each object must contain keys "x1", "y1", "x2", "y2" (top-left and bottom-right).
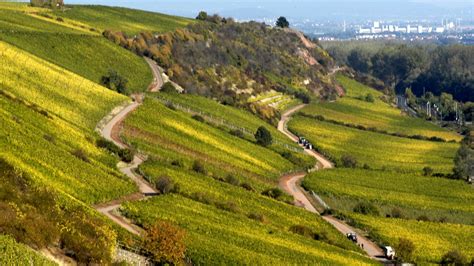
[
  {"x1": 352, "y1": 215, "x2": 474, "y2": 264},
  {"x1": 122, "y1": 195, "x2": 375, "y2": 265},
  {"x1": 288, "y1": 115, "x2": 458, "y2": 173},
  {"x1": 0, "y1": 41, "x2": 136, "y2": 204},
  {"x1": 0, "y1": 235, "x2": 56, "y2": 265},
  {"x1": 0, "y1": 4, "x2": 152, "y2": 92},
  {"x1": 303, "y1": 169, "x2": 474, "y2": 224},
  {"x1": 293, "y1": 76, "x2": 471, "y2": 264},
  {"x1": 301, "y1": 75, "x2": 461, "y2": 141},
  {"x1": 54, "y1": 5, "x2": 193, "y2": 35},
  {"x1": 123, "y1": 97, "x2": 299, "y2": 190}
]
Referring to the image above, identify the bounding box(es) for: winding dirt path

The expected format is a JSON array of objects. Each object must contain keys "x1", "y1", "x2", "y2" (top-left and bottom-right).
[
  {"x1": 95, "y1": 57, "x2": 163, "y2": 235},
  {"x1": 278, "y1": 104, "x2": 386, "y2": 261}
]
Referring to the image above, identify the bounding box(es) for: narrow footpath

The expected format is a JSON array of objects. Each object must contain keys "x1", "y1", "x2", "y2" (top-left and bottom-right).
[
  {"x1": 278, "y1": 104, "x2": 387, "y2": 261},
  {"x1": 94, "y1": 58, "x2": 163, "y2": 235}
]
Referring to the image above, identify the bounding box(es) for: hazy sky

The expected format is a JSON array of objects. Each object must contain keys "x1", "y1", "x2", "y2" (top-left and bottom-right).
[{"x1": 66, "y1": 0, "x2": 473, "y2": 21}]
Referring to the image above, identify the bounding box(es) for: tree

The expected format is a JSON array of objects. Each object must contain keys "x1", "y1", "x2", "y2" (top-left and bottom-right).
[
  {"x1": 365, "y1": 93, "x2": 375, "y2": 103},
  {"x1": 395, "y1": 238, "x2": 415, "y2": 263},
  {"x1": 196, "y1": 11, "x2": 208, "y2": 21},
  {"x1": 348, "y1": 48, "x2": 371, "y2": 73},
  {"x1": 276, "y1": 16, "x2": 289, "y2": 28},
  {"x1": 161, "y1": 82, "x2": 178, "y2": 94},
  {"x1": 422, "y1": 166, "x2": 433, "y2": 176},
  {"x1": 100, "y1": 69, "x2": 129, "y2": 95},
  {"x1": 341, "y1": 155, "x2": 357, "y2": 168},
  {"x1": 405, "y1": 88, "x2": 417, "y2": 107},
  {"x1": 143, "y1": 220, "x2": 186, "y2": 264},
  {"x1": 441, "y1": 250, "x2": 467, "y2": 265},
  {"x1": 255, "y1": 126, "x2": 272, "y2": 147}
]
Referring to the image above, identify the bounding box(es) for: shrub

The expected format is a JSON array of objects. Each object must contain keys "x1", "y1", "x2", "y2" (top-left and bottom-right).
[
  {"x1": 395, "y1": 238, "x2": 415, "y2": 263},
  {"x1": 240, "y1": 183, "x2": 255, "y2": 192},
  {"x1": 43, "y1": 134, "x2": 55, "y2": 143},
  {"x1": 155, "y1": 176, "x2": 179, "y2": 194},
  {"x1": 143, "y1": 220, "x2": 186, "y2": 265},
  {"x1": 423, "y1": 166, "x2": 434, "y2": 176},
  {"x1": 192, "y1": 114, "x2": 205, "y2": 122},
  {"x1": 100, "y1": 69, "x2": 129, "y2": 95},
  {"x1": 390, "y1": 207, "x2": 403, "y2": 218},
  {"x1": 341, "y1": 155, "x2": 357, "y2": 168},
  {"x1": 192, "y1": 160, "x2": 207, "y2": 175},
  {"x1": 171, "y1": 159, "x2": 184, "y2": 167},
  {"x1": 118, "y1": 149, "x2": 134, "y2": 163},
  {"x1": 417, "y1": 215, "x2": 430, "y2": 222},
  {"x1": 229, "y1": 129, "x2": 245, "y2": 138},
  {"x1": 56, "y1": 17, "x2": 64, "y2": 22},
  {"x1": 72, "y1": 149, "x2": 90, "y2": 163},
  {"x1": 441, "y1": 250, "x2": 467, "y2": 265},
  {"x1": 261, "y1": 188, "x2": 283, "y2": 199},
  {"x1": 255, "y1": 126, "x2": 273, "y2": 147},
  {"x1": 353, "y1": 202, "x2": 379, "y2": 216},
  {"x1": 165, "y1": 101, "x2": 176, "y2": 110},
  {"x1": 247, "y1": 213, "x2": 267, "y2": 223},
  {"x1": 289, "y1": 225, "x2": 314, "y2": 238},
  {"x1": 365, "y1": 93, "x2": 375, "y2": 103},
  {"x1": 225, "y1": 175, "x2": 240, "y2": 186},
  {"x1": 215, "y1": 201, "x2": 239, "y2": 213},
  {"x1": 161, "y1": 82, "x2": 178, "y2": 94}
]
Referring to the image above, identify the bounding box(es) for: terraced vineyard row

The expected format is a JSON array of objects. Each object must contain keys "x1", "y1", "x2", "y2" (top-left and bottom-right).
[
  {"x1": 0, "y1": 3, "x2": 153, "y2": 93},
  {"x1": 122, "y1": 195, "x2": 376, "y2": 265},
  {"x1": 303, "y1": 168, "x2": 474, "y2": 224},
  {"x1": 0, "y1": 41, "x2": 136, "y2": 204},
  {"x1": 0, "y1": 235, "x2": 56, "y2": 265},
  {"x1": 300, "y1": 75, "x2": 461, "y2": 142},
  {"x1": 288, "y1": 115, "x2": 458, "y2": 173}
]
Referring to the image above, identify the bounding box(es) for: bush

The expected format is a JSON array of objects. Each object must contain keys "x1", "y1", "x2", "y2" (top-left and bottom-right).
[
  {"x1": 56, "y1": 17, "x2": 64, "y2": 22},
  {"x1": 416, "y1": 215, "x2": 430, "y2": 222},
  {"x1": 255, "y1": 126, "x2": 273, "y2": 147},
  {"x1": 248, "y1": 213, "x2": 267, "y2": 223},
  {"x1": 143, "y1": 220, "x2": 186, "y2": 265},
  {"x1": 395, "y1": 238, "x2": 415, "y2": 263},
  {"x1": 171, "y1": 159, "x2": 184, "y2": 167},
  {"x1": 161, "y1": 82, "x2": 178, "y2": 94},
  {"x1": 118, "y1": 149, "x2": 134, "y2": 163},
  {"x1": 423, "y1": 166, "x2": 433, "y2": 176},
  {"x1": 229, "y1": 129, "x2": 245, "y2": 138},
  {"x1": 240, "y1": 183, "x2": 255, "y2": 192},
  {"x1": 261, "y1": 188, "x2": 283, "y2": 199},
  {"x1": 72, "y1": 149, "x2": 90, "y2": 163},
  {"x1": 155, "y1": 176, "x2": 179, "y2": 194},
  {"x1": 276, "y1": 16, "x2": 290, "y2": 28},
  {"x1": 165, "y1": 101, "x2": 176, "y2": 110},
  {"x1": 441, "y1": 250, "x2": 467, "y2": 265},
  {"x1": 100, "y1": 69, "x2": 129, "y2": 95},
  {"x1": 196, "y1": 11, "x2": 208, "y2": 21},
  {"x1": 215, "y1": 201, "x2": 239, "y2": 213},
  {"x1": 365, "y1": 93, "x2": 375, "y2": 103},
  {"x1": 390, "y1": 207, "x2": 404, "y2": 218},
  {"x1": 192, "y1": 114, "x2": 205, "y2": 122},
  {"x1": 289, "y1": 225, "x2": 314, "y2": 238},
  {"x1": 353, "y1": 202, "x2": 379, "y2": 216},
  {"x1": 341, "y1": 155, "x2": 357, "y2": 168},
  {"x1": 192, "y1": 160, "x2": 207, "y2": 175},
  {"x1": 225, "y1": 175, "x2": 240, "y2": 186}
]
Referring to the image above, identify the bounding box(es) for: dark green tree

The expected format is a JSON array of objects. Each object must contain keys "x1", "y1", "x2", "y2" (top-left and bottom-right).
[
  {"x1": 100, "y1": 69, "x2": 129, "y2": 95},
  {"x1": 255, "y1": 126, "x2": 273, "y2": 147},
  {"x1": 276, "y1": 17, "x2": 289, "y2": 28},
  {"x1": 196, "y1": 11, "x2": 208, "y2": 21}
]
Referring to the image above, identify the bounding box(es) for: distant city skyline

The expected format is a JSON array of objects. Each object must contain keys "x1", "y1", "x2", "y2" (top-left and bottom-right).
[{"x1": 66, "y1": 0, "x2": 473, "y2": 22}]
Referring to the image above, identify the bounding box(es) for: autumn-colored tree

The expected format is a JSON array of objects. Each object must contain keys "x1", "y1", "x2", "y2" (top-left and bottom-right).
[{"x1": 143, "y1": 220, "x2": 186, "y2": 264}]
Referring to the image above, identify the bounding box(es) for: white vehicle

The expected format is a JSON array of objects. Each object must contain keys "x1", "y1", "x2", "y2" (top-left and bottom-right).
[{"x1": 382, "y1": 246, "x2": 395, "y2": 260}]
